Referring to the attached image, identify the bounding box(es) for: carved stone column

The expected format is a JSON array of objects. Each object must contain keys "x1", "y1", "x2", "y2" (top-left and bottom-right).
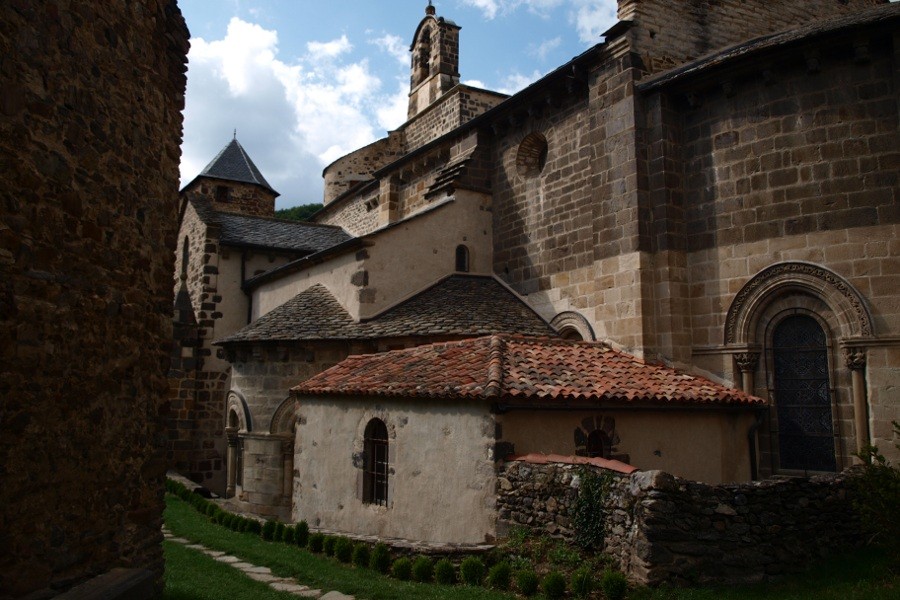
[
  {"x1": 281, "y1": 438, "x2": 294, "y2": 503},
  {"x1": 734, "y1": 352, "x2": 760, "y2": 394},
  {"x1": 225, "y1": 426, "x2": 238, "y2": 498},
  {"x1": 844, "y1": 347, "x2": 869, "y2": 457}
]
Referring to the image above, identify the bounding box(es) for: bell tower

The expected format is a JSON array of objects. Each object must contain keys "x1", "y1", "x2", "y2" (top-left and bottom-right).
[{"x1": 408, "y1": 2, "x2": 460, "y2": 119}]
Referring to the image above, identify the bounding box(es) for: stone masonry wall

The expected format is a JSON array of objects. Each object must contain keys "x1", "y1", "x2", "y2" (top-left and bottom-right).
[
  {"x1": 620, "y1": 0, "x2": 887, "y2": 74},
  {"x1": 0, "y1": 1, "x2": 188, "y2": 597},
  {"x1": 183, "y1": 179, "x2": 275, "y2": 218},
  {"x1": 498, "y1": 461, "x2": 863, "y2": 586}
]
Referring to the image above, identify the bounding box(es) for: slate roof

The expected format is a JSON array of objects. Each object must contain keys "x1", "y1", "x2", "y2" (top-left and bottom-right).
[
  {"x1": 217, "y1": 275, "x2": 556, "y2": 344},
  {"x1": 198, "y1": 138, "x2": 278, "y2": 195},
  {"x1": 191, "y1": 198, "x2": 353, "y2": 254},
  {"x1": 293, "y1": 335, "x2": 765, "y2": 406}
]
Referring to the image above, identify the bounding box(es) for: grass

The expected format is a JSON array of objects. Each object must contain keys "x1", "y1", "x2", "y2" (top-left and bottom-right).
[
  {"x1": 628, "y1": 546, "x2": 898, "y2": 600},
  {"x1": 165, "y1": 494, "x2": 897, "y2": 600},
  {"x1": 163, "y1": 494, "x2": 516, "y2": 600},
  {"x1": 164, "y1": 540, "x2": 297, "y2": 600}
]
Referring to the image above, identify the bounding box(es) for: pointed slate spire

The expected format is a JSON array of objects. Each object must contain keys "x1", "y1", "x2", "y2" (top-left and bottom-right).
[{"x1": 198, "y1": 137, "x2": 278, "y2": 196}]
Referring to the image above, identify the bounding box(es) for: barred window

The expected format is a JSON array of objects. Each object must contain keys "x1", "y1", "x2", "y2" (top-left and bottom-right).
[{"x1": 363, "y1": 419, "x2": 389, "y2": 506}]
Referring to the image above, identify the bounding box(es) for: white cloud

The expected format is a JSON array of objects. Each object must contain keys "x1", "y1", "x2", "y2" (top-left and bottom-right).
[
  {"x1": 459, "y1": 0, "x2": 501, "y2": 19},
  {"x1": 306, "y1": 35, "x2": 352, "y2": 61},
  {"x1": 459, "y1": 0, "x2": 616, "y2": 41},
  {"x1": 462, "y1": 78, "x2": 488, "y2": 89},
  {"x1": 376, "y1": 81, "x2": 410, "y2": 131},
  {"x1": 181, "y1": 18, "x2": 406, "y2": 207},
  {"x1": 569, "y1": 0, "x2": 618, "y2": 43},
  {"x1": 458, "y1": 0, "x2": 565, "y2": 19},
  {"x1": 530, "y1": 36, "x2": 562, "y2": 60},
  {"x1": 497, "y1": 70, "x2": 543, "y2": 95},
  {"x1": 371, "y1": 33, "x2": 409, "y2": 65}
]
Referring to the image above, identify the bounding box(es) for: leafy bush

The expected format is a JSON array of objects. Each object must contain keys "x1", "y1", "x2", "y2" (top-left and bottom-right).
[
  {"x1": 542, "y1": 571, "x2": 566, "y2": 599},
  {"x1": 600, "y1": 569, "x2": 628, "y2": 600},
  {"x1": 246, "y1": 520, "x2": 262, "y2": 535},
  {"x1": 571, "y1": 566, "x2": 593, "y2": 598},
  {"x1": 352, "y1": 543, "x2": 370, "y2": 568},
  {"x1": 459, "y1": 556, "x2": 485, "y2": 586},
  {"x1": 516, "y1": 570, "x2": 539, "y2": 596},
  {"x1": 335, "y1": 537, "x2": 354, "y2": 563},
  {"x1": 308, "y1": 532, "x2": 325, "y2": 553},
  {"x1": 549, "y1": 542, "x2": 582, "y2": 568},
  {"x1": 412, "y1": 556, "x2": 433, "y2": 583},
  {"x1": 487, "y1": 561, "x2": 511, "y2": 590},
  {"x1": 204, "y1": 503, "x2": 217, "y2": 517},
  {"x1": 281, "y1": 525, "x2": 294, "y2": 544},
  {"x1": 369, "y1": 543, "x2": 392, "y2": 574},
  {"x1": 261, "y1": 520, "x2": 277, "y2": 541},
  {"x1": 853, "y1": 422, "x2": 900, "y2": 550},
  {"x1": 392, "y1": 557, "x2": 413, "y2": 581},
  {"x1": 295, "y1": 521, "x2": 310, "y2": 547},
  {"x1": 274, "y1": 523, "x2": 286, "y2": 542},
  {"x1": 323, "y1": 536, "x2": 337, "y2": 556},
  {"x1": 434, "y1": 558, "x2": 456, "y2": 585},
  {"x1": 573, "y1": 469, "x2": 612, "y2": 550}
]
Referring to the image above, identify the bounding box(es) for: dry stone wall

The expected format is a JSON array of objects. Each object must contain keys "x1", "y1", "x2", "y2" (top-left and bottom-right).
[
  {"x1": 498, "y1": 461, "x2": 863, "y2": 586},
  {"x1": 0, "y1": 0, "x2": 188, "y2": 597}
]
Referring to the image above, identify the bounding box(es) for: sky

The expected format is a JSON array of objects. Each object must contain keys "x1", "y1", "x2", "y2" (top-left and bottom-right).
[{"x1": 178, "y1": 0, "x2": 620, "y2": 209}]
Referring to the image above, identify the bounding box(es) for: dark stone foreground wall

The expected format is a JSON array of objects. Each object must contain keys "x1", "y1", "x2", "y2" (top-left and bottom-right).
[
  {"x1": 498, "y1": 461, "x2": 862, "y2": 586},
  {"x1": 0, "y1": 1, "x2": 188, "y2": 597}
]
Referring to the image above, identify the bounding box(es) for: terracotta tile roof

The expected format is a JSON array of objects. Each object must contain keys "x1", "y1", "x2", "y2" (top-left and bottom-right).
[
  {"x1": 507, "y1": 453, "x2": 638, "y2": 475},
  {"x1": 293, "y1": 335, "x2": 765, "y2": 406},
  {"x1": 217, "y1": 275, "x2": 555, "y2": 345}
]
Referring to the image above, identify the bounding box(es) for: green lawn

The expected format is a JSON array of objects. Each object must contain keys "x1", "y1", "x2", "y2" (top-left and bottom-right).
[
  {"x1": 164, "y1": 494, "x2": 897, "y2": 600},
  {"x1": 163, "y1": 495, "x2": 516, "y2": 600},
  {"x1": 628, "y1": 546, "x2": 897, "y2": 600},
  {"x1": 164, "y1": 540, "x2": 298, "y2": 600}
]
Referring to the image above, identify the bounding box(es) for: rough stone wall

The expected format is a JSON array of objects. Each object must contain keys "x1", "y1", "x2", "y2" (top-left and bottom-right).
[
  {"x1": 648, "y1": 25, "x2": 900, "y2": 466},
  {"x1": 403, "y1": 87, "x2": 506, "y2": 153},
  {"x1": 316, "y1": 185, "x2": 380, "y2": 237},
  {"x1": 619, "y1": 0, "x2": 888, "y2": 73},
  {"x1": 323, "y1": 134, "x2": 403, "y2": 206},
  {"x1": 0, "y1": 1, "x2": 188, "y2": 597},
  {"x1": 498, "y1": 462, "x2": 863, "y2": 586},
  {"x1": 182, "y1": 179, "x2": 276, "y2": 217}
]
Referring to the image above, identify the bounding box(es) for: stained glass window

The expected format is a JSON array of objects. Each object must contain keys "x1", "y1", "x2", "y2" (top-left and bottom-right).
[{"x1": 772, "y1": 315, "x2": 836, "y2": 472}]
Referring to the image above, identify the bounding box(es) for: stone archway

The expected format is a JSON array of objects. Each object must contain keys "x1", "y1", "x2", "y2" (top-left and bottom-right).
[
  {"x1": 725, "y1": 261, "x2": 873, "y2": 345},
  {"x1": 270, "y1": 397, "x2": 298, "y2": 506},
  {"x1": 724, "y1": 262, "x2": 875, "y2": 472},
  {"x1": 550, "y1": 311, "x2": 596, "y2": 342}
]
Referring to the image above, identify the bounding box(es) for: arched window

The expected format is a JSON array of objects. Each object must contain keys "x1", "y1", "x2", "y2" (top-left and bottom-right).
[
  {"x1": 363, "y1": 419, "x2": 389, "y2": 506},
  {"x1": 585, "y1": 430, "x2": 611, "y2": 458},
  {"x1": 772, "y1": 315, "x2": 836, "y2": 472},
  {"x1": 180, "y1": 236, "x2": 189, "y2": 278},
  {"x1": 455, "y1": 245, "x2": 469, "y2": 273}
]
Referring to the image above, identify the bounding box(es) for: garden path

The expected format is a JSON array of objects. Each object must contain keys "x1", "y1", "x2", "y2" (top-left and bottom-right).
[{"x1": 163, "y1": 526, "x2": 355, "y2": 599}]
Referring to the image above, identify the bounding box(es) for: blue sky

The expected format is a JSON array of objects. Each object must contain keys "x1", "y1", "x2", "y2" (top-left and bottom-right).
[{"x1": 178, "y1": 0, "x2": 620, "y2": 208}]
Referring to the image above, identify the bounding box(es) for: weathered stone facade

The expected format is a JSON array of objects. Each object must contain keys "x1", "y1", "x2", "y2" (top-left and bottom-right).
[
  {"x1": 498, "y1": 461, "x2": 862, "y2": 586},
  {"x1": 0, "y1": 0, "x2": 188, "y2": 597}
]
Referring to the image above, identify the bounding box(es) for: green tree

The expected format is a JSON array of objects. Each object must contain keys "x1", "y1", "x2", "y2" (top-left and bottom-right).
[{"x1": 274, "y1": 204, "x2": 323, "y2": 222}]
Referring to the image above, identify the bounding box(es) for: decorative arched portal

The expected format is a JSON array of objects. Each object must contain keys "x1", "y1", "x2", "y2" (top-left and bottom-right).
[
  {"x1": 725, "y1": 262, "x2": 874, "y2": 474},
  {"x1": 225, "y1": 392, "x2": 251, "y2": 497},
  {"x1": 270, "y1": 397, "x2": 298, "y2": 504}
]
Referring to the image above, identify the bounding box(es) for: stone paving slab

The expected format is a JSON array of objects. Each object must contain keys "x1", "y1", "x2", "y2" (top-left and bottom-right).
[
  {"x1": 320, "y1": 592, "x2": 355, "y2": 600},
  {"x1": 164, "y1": 527, "x2": 354, "y2": 599}
]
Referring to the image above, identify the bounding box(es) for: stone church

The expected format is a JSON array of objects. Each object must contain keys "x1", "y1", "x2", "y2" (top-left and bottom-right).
[{"x1": 171, "y1": 0, "x2": 899, "y2": 543}]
